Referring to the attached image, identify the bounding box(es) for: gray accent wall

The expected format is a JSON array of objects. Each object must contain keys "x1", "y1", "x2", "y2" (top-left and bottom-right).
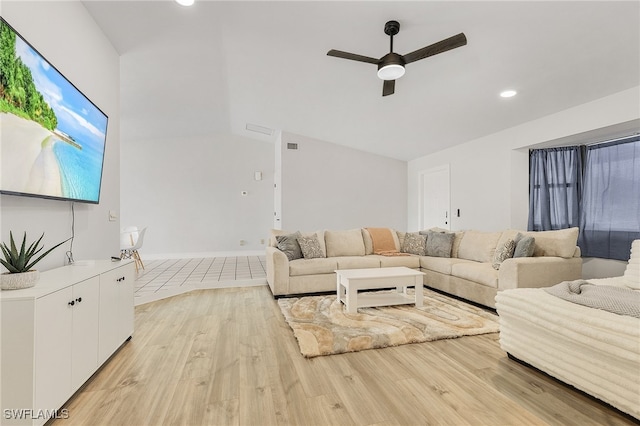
[
  {"x1": 278, "y1": 132, "x2": 407, "y2": 232},
  {"x1": 0, "y1": 1, "x2": 121, "y2": 270}
]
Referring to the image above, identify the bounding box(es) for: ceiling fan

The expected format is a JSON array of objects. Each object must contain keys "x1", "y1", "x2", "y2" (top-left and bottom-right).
[{"x1": 327, "y1": 20, "x2": 467, "y2": 97}]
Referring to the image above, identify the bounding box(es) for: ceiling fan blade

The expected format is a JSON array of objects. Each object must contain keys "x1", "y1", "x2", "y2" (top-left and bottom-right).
[
  {"x1": 402, "y1": 33, "x2": 467, "y2": 65},
  {"x1": 382, "y1": 79, "x2": 395, "y2": 96},
  {"x1": 327, "y1": 49, "x2": 379, "y2": 65}
]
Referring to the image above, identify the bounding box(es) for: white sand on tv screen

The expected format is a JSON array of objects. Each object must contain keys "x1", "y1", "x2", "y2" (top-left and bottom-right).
[{"x1": 0, "y1": 112, "x2": 63, "y2": 197}]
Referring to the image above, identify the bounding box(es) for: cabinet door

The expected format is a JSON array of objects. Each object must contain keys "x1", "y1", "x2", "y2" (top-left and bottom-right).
[
  {"x1": 34, "y1": 287, "x2": 73, "y2": 415},
  {"x1": 71, "y1": 277, "x2": 100, "y2": 389},
  {"x1": 98, "y1": 263, "x2": 135, "y2": 363}
]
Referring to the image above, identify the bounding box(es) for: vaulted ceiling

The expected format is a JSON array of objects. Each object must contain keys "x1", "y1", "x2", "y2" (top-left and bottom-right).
[{"x1": 84, "y1": 1, "x2": 640, "y2": 160}]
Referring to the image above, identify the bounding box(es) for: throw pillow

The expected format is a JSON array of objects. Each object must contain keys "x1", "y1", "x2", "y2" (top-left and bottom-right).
[
  {"x1": 402, "y1": 232, "x2": 427, "y2": 255},
  {"x1": 425, "y1": 232, "x2": 455, "y2": 258},
  {"x1": 513, "y1": 234, "x2": 536, "y2": 258},
  {"x1": 276, "y1": 231, "x2": 303, "y2": 261},
  {"x1": 297, "y1": 235, "x2": 325, "y2": 259},
  {"x1": 492, "y1": 239, "x2": 516, "y2": 270}
]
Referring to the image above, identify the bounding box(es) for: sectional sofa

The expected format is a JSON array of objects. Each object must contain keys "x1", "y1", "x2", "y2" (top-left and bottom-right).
[{"x1": 266, "y1": 227, "x2": 582, "y2": 308}]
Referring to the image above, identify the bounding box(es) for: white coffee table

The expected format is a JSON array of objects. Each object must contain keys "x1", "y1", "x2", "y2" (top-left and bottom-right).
[{"x1": 336, "y1": 267, "x2": 425, "y2": 313}]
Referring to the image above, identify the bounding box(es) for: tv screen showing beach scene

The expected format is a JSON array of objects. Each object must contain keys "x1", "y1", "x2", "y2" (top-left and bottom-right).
[{"x1": 0, "y1": 17, "x2": 108, "y2": 204}]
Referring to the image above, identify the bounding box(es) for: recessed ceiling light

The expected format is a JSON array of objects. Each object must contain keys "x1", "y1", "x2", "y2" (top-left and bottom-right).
[
  {"x1": 500, "y1": 90, "x2": 517, "y2": 98},
  {"x1": 175, "y1": 0, "x2": 194, "y2": 6}
]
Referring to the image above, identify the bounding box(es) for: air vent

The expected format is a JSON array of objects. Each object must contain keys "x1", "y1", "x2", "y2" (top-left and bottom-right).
[
  {"x1": 246, "y1": 123, "x2": 274, "y2": 136},
  {"x1": 287, "y1": 143, "x2": 298, "y2": 150}
]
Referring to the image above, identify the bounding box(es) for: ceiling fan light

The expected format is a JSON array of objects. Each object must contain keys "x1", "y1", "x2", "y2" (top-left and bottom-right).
[{"x1": 377, "y1": 64, "x2": 405, "y2": 80}]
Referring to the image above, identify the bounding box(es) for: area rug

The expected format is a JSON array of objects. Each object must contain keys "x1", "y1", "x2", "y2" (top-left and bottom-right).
[{"x1": 278, "y1": 288, "x2": 499, "y2": 358}]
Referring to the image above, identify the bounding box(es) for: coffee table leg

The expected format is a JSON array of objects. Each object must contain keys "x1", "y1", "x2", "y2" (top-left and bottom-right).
[
  {"x1": 346, "y1": 283, "x2": 358, "y2": 313},
  {"x1": 414, "y1": 277, "x2": 423, "y2": 307}
]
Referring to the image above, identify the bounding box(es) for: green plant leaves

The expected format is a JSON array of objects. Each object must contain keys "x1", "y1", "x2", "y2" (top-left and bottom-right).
[{"x1": 0, "y1": 232, "x2": 70, "y2": 273}]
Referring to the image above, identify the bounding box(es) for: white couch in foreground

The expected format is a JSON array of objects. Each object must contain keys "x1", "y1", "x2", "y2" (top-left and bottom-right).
[
  {"x1": 496, "y1": 240, "x2": 640, "y2": 420},
  {"x1": 266, "y1": 227, "x2": 582, "y2": 308}
]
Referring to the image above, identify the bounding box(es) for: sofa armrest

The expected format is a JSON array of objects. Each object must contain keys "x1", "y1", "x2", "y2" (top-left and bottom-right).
[
  {"x1": 498, "y1": 256, "x2": 582, "y2": 291},
  {"x1": 266, "y1": 246, "x2": 290, "y2": 296}
]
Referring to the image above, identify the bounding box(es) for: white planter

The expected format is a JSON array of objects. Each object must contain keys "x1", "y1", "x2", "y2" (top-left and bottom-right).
[{"x1": 1, "y1": 270, "x2": 40, "y2": 290}]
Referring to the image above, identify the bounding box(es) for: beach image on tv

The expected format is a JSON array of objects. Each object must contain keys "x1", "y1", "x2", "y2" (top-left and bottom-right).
[{"x1": 0, "y1": 18, "x2": 107, "y2": 203}]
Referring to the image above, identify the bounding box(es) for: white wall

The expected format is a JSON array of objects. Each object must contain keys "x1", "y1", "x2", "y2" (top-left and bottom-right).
[
  {"x1": 408, "y1": 87, "x2": 640, "y2": 278},
  {"x1": 0, "y1": 1, "x2": 121, "y2": 270},
  {"x1": 120, "y1": 132, "x2": 274, "y2": 257},
  {"x1": 279, "y1": 132, "x2": 407, "y2": 232}
]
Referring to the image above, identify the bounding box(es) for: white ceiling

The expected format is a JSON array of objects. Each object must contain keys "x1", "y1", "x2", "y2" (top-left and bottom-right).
[{"x1": 83, "y1": 1, "x2": 640, "y2": 161}]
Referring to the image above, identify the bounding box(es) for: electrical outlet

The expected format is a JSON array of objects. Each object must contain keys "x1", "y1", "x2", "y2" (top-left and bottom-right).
[
  {"x1": 108, "y1": 210, "x2": 118, "y2": 222},
  {"x1": 260, "y1": 239, "x2": 265, "y2": 245},
  {"x1": 239, "y1": 240, "x2": 246, "y2": 246}
]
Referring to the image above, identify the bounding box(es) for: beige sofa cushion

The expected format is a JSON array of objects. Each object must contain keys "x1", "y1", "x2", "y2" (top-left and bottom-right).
[
  {"x1": 524, "y1": 227, "x2": 579, "y2": 258},
  {"x1": 336, "y1": 256, "x2": 381, "y2": 270},
  {"x1": 457, "y1": 231, "x2": 502, "y2": 263},
  {"x1": 375, "y1": 255, "x2": 421, "y2": 269},
  {"x1": 451, "y1": 262, "x2": 499, "y2": 288},
  {"x1": 325, "y1": 229, "x2": 366, "y2": 257},
  {"x1": 420, "y1": 257, "x2": 475, "y2": 275},
  {"x1": 289, "y1": 258, "x2": 338, "y2": 276}
]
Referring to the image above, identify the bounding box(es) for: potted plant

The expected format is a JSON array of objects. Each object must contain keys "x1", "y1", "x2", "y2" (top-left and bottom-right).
[{"x1": 0, "y1": 232, "x2": 70, "y2": 290}]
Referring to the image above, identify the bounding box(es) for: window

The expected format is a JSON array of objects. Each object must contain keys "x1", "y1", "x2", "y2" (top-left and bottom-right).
[
  {"x1": 579, "y1": 137, "x2": 640, "y2": 260},
  {"x1": 528, "y1": 146, "x2": 583, "y2": 231},
  {"x1": 529, "y1": 136, "x2": 639, "y2": 260}
]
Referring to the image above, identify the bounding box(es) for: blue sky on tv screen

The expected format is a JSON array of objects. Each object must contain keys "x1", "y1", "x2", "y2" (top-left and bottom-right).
[{"x1": 14, "y1": 37, "x2": 108, "y2": 154}]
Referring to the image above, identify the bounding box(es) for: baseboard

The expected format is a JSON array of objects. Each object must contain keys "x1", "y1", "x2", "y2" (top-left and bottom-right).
[{"x1": 142, "y1": 250, "x2": 265, "y2": 260}]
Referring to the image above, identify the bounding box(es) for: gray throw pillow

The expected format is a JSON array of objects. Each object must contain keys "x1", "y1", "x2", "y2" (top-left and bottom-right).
[
  {"x1": 297, "y1": 235, "x2": 325, "y2": 259},
  {"x1": 425, "y1": 231, "x2": 454, "y2": 258},
  {"x1": 402, "y1": 232, "x2": 427, "y2": 255},
  {"x1": 276, "y1": 231, "x2": 303, "y2": 261},
  {"x1": 492, "y1": 239, "x2": 516, "y2": 270},
  {"x1": 513, "y1": 234, "x2": 536, "y2": 258}
]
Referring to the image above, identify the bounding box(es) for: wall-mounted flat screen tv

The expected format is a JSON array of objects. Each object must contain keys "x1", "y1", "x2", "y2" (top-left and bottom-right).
[{"x1": 0, "y1": 17, "x2": 108, "y2": 204}]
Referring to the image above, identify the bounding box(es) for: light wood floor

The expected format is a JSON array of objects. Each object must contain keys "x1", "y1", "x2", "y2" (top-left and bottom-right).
[{"x1": 54, "y1": 285, "x2": 636, "y2": 426}]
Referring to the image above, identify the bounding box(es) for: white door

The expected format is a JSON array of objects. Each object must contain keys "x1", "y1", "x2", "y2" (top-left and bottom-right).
[{"x1": 419, "y1": 165, "x2": 451, "y2": 230}]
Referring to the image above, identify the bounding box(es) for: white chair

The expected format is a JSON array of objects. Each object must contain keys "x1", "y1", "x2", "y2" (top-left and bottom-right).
[{"x1": 120, "y1": 226, "x2": 147, "y2": 272}]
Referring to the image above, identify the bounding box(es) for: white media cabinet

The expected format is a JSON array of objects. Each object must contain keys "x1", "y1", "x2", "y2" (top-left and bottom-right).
[{"x1": 0, "y1": 260, "x2": 135, "y2": 426}]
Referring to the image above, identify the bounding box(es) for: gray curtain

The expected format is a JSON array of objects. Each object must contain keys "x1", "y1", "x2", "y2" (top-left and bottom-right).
[
  {"x1": 528, "y1": 146, "x2": 583, "y2": 231},
  {"x1": 578, "y1": 137, "x2": 640, "y2": 260}
]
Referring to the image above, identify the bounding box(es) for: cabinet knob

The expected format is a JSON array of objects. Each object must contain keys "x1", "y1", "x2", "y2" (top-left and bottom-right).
[
  {"x1": 76, "y1": 297, "x2": 82, "y2": 303},
  {"x1": 117, "y1": 276, "x2": 126, "y2": 282},
  {"x1": 68, "y1": 300, "x2": 75, "y2": 306}
]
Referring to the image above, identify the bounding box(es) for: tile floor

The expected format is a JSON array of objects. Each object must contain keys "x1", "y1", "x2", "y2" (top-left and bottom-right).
[{"x1": 133, "y1": 256, "x2": 267, "y2": 305}]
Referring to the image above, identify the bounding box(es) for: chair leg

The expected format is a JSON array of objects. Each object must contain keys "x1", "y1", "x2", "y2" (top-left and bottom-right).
[{"x1": 133, "y1": 250, "x2": 145, "y2": 271}]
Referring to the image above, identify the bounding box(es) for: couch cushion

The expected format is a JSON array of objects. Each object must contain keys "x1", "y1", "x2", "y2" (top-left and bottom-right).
[
  {"x1": 336, "y1": 256, "x2": 381, "y2": 270},
  {"x1": 492, "y1": 239, "x2": 516, "y2": 269},
  {"x1": 297, "y1": 235, "x2": 325, "y2": 259},
  {"x1": 451, "y1": 232, "x2": 465, "y2": 258},
  {"x1": 325, "y1": 229, "x2": 366, "y2": 257},
  {"x1": 276, "y1": 232, "x2": 303, "y2": 261},
  {"x1": 289, "y1": 257, "x2": 338, "y2": 276},
  {"x1": 271, "y1": 229, "x2": 326, "y2": 257},
  {"x1": 402, "y1": 232, "x2": 427, "y2": 255},
  {"x1": 451, "y1": 262, "x2": 499, "y2": 288},
  {"x1": 513, "y1": 234, "x2": 535, "y2": 258},
  {"x1": 373, "y1": 255, "x2": 421, "y2": 269},
  {"x1": 457, "y1": 231, "x2": 502, "y2": 263},
  {"x1": 420, "y1": 257, "x2": 475, "y2": 275},
  {"x1": 524, "y1": 227, "x2": 579, "y2": 258},
  {"x1": 425, "y1": 232, "x2": 455, "y2": 257}
]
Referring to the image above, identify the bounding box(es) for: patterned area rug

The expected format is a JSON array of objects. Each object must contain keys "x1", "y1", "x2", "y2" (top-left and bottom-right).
[{"x1": 278, "y1": 288, "x2": 499, "y2": 358}]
